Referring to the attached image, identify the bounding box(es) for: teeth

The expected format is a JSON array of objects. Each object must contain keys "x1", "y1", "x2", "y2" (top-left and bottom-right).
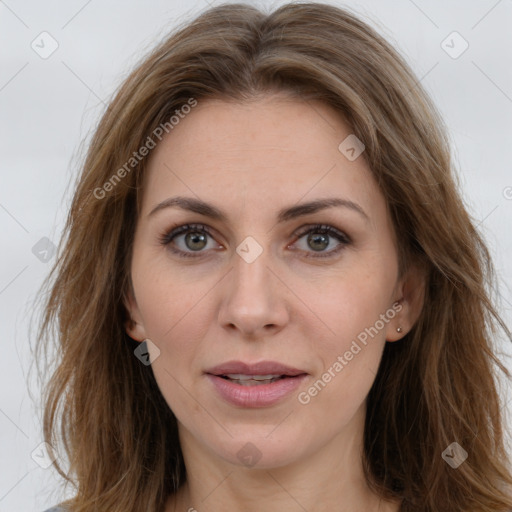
[
  {"x1": 222, "y1": 374, "x2": 284, "y2": 386},
  {"x1": 224, "y1": 374, "x2": 283, "y2": 381}
]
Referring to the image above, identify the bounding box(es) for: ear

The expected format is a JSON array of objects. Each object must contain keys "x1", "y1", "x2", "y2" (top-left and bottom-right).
[
  {"x1": 385, "y1": 260, "x2": 427, "y2": 342},
  {"x1": 123, "y1": 284, "x2": 148, "y2": 342}
]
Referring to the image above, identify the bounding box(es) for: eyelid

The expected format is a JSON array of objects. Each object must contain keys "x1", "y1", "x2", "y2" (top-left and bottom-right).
[{"x1": 292, "y1": 224, "x2": 351, "y2": 244}]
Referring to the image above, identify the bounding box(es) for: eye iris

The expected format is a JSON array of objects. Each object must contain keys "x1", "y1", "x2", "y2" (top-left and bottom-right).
[
  {"x1": 308, "y1": 233, "x2": 329, "y2": 251},
  {"x1": 185, "y1": 232, "x2": 207, "y2": 251}
]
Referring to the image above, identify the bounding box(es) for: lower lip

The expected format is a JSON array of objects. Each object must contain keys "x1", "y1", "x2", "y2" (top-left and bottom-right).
[{"x1": 206, "y1": 374, "x2": 308, "y2": 408}]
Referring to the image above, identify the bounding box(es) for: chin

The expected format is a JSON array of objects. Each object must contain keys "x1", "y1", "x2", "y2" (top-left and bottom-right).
[{"x1": 202, "y1": 425, "x2": 313, "y2": 470}]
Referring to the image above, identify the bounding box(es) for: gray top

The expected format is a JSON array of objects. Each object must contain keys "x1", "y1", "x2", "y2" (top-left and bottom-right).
[{"x1": 42, "y1": 508, "x2": 67, "y2": 512}]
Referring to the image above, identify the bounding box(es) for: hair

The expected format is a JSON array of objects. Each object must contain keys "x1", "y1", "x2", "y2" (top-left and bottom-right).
[{"x1": 32, "y1": 2, "x2": 512, "y2": 511}]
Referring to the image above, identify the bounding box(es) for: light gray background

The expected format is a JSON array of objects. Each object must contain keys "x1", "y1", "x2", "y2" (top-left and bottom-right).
[{"x1": 1, "y1": 0, "x2": 511, "y2": 510}]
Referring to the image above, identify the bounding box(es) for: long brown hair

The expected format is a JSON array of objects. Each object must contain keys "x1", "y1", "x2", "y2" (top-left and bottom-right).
[{"x1": 33, "y1": 2, "x2": 512, "y2": 511}]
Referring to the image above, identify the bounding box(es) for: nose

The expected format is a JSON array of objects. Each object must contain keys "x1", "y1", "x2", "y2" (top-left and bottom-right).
[{"x1": 217, "y1": 247, "x2": 290, "y2": 338}]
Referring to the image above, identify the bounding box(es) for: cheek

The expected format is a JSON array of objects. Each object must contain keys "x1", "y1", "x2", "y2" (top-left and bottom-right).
[
  {"x1": 297, "y1": 262, "x2": 394, "y2": 402},
  {"x1": 299, "y1": 313, "x2": 387, "y2": 430},
  {"x1": 304, "y1": 261, "x2": 395, "y2": 343},
  {"x1": 132, "y1": 250, "x2": 211, "y2": 339}
]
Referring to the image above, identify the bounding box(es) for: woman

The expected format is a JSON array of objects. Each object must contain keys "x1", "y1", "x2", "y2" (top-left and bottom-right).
[{"x1": 36, "y1": 2, "x2": 512, "y2": 511}]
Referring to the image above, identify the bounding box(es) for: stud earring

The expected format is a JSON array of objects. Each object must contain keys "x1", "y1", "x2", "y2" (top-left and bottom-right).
[{"x1": 396, "y1": 327, "x2": 403, "y2": 333}]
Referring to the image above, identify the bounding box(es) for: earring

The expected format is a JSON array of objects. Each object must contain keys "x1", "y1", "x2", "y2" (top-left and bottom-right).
[{"x1": 396, "y1": 327, "x2": 402, "y2": 333}]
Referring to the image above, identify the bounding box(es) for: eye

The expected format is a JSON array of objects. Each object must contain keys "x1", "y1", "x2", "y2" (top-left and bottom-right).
[
  {"x1": 159, "y1": 223, "x2": 220, "y2": 258},
  {"x1": 159, "y1": 223, "x2": 351, "y2": 259},
  {"x1": 291, "y1": 224, "x2": 351, "y2": 258}
]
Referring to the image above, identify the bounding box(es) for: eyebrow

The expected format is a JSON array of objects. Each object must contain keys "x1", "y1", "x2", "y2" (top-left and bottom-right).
[{"x1": 148, "y1": 196, "x2": 369, "y2": 223}]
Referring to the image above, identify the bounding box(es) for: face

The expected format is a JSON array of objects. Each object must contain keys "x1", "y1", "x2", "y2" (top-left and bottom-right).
[{"x1": 125, "y1": 94, "x2": 421, "y2": 469}]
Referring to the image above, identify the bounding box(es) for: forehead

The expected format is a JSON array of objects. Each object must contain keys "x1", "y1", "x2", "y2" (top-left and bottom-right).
[{"x1": 141, "y1": 95, "x2": 385, "y2": 225}]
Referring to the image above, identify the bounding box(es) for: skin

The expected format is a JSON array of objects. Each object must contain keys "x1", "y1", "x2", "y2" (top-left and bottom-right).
[{"x1": 125, "y1": 94, "x2": 425, "y2": 512}]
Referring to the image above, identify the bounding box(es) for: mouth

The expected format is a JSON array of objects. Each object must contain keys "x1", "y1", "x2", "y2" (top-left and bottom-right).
[
  {"x1": 205, "y1": 360, "x2": 307, "y2": 380},
  {"x1": 205, "y1": 360, "x2": 308, "y2": 407}
]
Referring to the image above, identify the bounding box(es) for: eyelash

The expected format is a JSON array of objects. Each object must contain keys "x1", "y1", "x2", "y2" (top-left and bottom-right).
[{"x1": 158, "y1": 223, "x2": 351, "y2": 259}]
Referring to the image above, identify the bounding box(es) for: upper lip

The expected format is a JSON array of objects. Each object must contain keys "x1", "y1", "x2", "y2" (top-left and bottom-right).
[{"x1": 205, "y1": 360, "x2": 308, "y2": 377}]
